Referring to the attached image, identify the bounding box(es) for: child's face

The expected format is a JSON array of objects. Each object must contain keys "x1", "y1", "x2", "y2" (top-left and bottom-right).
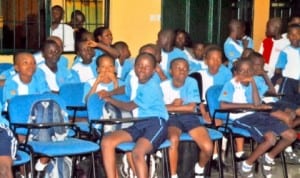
[
  {"x1": 120, "y1": 47, "x2": 131, "y2": 60},
  {"x1": 97, "y1": 56, "x2": 115, "y2": 74},
  {"x1": 252, "y1": 57, "x2": 264, "y2": 75},
  {"x1": 205, "y1": 50, "x2": 222, "y2": 75},
  {"x1": 288, "y1": 28, "x2": 300, "y2": 47},
  {"x1": 15, "y1": 54, "x2": 36, "y2": 78},
  {"x1": 78, "y1": 42, "x2": 94, "y2": 63},
  {"x1": 235, "y1": 62, "x2": 253, "y2": 85},
  {"x1": 175, "y1": 32, "x2": 186, "y2": 48},
  {"x1": 52, "y1": 8, "x2": 63, "y2": 23},
  {"x1": 97, "y1": 29, "x2": 113, "y2": 46},
  {"x1": 140, "y1": 47, "x2": 161, "y2": 63},
  {"x1": 43, "y1": 44, "x2": 60, "y2": 65},
  {"x1": 266, "y1": 21, "x2": 280, "y2": 38},
  {"x1": 193, "y1": 44, "x2": 205, "y2": 60},
  {"x1": 134, "y1": 56, "x2": 155, "y2": 84},
  {"x1": 170, "y1": 60, "x2": 189, "y2": 84}
]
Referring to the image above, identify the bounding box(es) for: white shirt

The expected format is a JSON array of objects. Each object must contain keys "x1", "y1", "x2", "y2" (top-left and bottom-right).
[{"x1": 50, "y1": 23, "x2": 75, "y2": 52}]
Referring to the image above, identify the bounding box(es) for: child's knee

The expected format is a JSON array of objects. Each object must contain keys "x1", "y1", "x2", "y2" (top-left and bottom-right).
[
  {"x1": 101, "y1": 136, "x2": 115, "y2": 149},
  {"x1": 169, "y1": 134, "x2": 180, "y2": 146},
  {"x1": 281, "y1": 129, "x2": 297, "y2": 142},
  {"x1": 131, "y1": 149, "x2": 146, "y2": 161},
  {"x1": 264, "y1": 132, "x2": 277, "y2": 146},
  {"x1": 200, "y1": 140, "x2": 213, "y2": 155}
]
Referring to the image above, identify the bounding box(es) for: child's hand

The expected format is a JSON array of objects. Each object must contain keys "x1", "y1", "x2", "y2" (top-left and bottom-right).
[
  {"x1": 98, "y1": 90, "x2": 111, "y2": 98},
  {"x1": 172, "y1": 98, "x2": 183, "y2": 106},
  {"x1": 252, "y1": 104, "x2": 272, "y2": 110},
  {"x1": 87, "y1": 40, "x2": 98, "y2": 48},
  {"x1": 242, "y1": 39, "x2": 249, "y2": 48}
]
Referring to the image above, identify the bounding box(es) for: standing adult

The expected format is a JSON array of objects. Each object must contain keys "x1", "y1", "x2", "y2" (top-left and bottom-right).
[{"x1": 50, "y1": 5, "x2": 75, "y2": 52}]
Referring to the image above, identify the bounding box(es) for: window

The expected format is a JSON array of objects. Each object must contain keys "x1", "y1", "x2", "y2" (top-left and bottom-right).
[{"x1": 0, "y1": 0, "x2": 109, "y2": 54}]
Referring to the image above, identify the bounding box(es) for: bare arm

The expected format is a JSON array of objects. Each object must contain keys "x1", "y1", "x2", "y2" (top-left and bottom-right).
[
  {"x1": 166, "y1": 99, "x2": 197, "y2": 113},
  {"x1": 88, "y1": 40, "x2": 120, "y2": 58},
  {"x1": 104, "y1": 96, "x2": 137, "y2": 111}
]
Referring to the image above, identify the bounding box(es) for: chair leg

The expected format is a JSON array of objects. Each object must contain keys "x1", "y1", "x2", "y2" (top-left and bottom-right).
[
  {"x1": 217, "y1": 139, "x2": 224, "y2": 178},
  {"x1": 229, "y1": 134, "x2": 237, "y2": 178},
  {"x1": 280, "y1": 151, "x2": 288, "y2": 178},
  {"x1": 162, "y1": 148, "x2": 170, "y2": 178},
  {"x1": 91, "y1": 152, "x2": 97, "y2": 178}
]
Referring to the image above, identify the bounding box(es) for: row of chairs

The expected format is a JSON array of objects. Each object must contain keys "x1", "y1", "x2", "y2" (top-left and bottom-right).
[{"x1": 9, "y1": 83, "x2": 288, "y2": 178}]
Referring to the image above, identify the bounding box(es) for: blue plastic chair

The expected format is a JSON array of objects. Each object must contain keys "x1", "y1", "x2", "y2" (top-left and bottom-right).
[
  {"x1": 9, "y1": 93, "x2": 100, "y2": 178},
  {"x1": 206, "y1": 85, "x2": 253, "y2": 178},
  {"x1": 0, "y1": 63, "x2": 13, "y2": 74},
  {"x1": 13, "y1": 145, "x2": 32, "y2": 178},
  {"x1": 59, "y1": 82, "x2": 88, "y2": 122}
]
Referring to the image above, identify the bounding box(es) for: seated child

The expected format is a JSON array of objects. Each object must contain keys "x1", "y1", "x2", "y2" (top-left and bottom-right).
[
  {"x1": 219, "y1": 59, "x2": 296, "y2": 178},
  {"x1": 112, "y1": 41, "x2": 134, "y2": 81},
  {"x1": 0, "y1": 102, "x2": 17, "y2": 178},
  {"x1": 3, "y1": 52, "x2": 50, "y2": 109},
  {"x1": 191, "y1": 42, "x2": 207, "y2": 72},
  {"x1": 37, "y1": 40, "x2": 79, "y2": 93},
  {"x1": 101, "y1": 53, "x2": 168, "y2": 178},
  {"x1": 72, "y1": 40, "x2": 97, "y2": 82},
  {"x1": 160, "y1": 58, "x2": 212, "y2": 178}
]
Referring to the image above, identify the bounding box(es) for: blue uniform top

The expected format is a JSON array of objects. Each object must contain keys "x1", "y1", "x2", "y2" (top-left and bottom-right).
[
  {"x1": 115, "y1": 58, "x2": 134, "y2": 82},
  {"x1": 0, "y1": 67, "x2": 16, "y2": 81},
  {"x1": 160, "y1": 76, "x2": 200, "y2": 105},
  {"x1": 72, "y1": 57, "x2": 98, "y2": 82},
  {"x1": 0, "y1": 103, "x2": 9, "y2": 126},
  {"x1": 224, "y1": 37, "x2": 244, "y2": 69},
  {"x1": 33, "y1": 51, "x2": 69, "y2": 68},
  {"x1": 37, "y1": 63, "x2": 80, "y2": 92},
  {"x1": 218, "y1": 78, "x2": 254, "y2": 120},
  {"x1": 133, "y1": 77, "x2": 168, "y2": 120},
  {"x1": 199, "y1": 64, "x2": 232, "y2": 100},
  {"x1": 161, "y1": 47, "x2": 188, "y2": 79},
  {"x1": 275, "y1": 45, "x2": 300, "y2": 80},
  {"x1": 3, "y1": 73, "x2": 50, "y2": 109},
  {"x1": 124, "y1": 70, "x2": 161, "y2": 100}
]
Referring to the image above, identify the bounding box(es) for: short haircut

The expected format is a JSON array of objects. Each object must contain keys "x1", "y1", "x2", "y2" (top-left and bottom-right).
[
  {"x1": 135, "y1": 52, "x2": 156, "y2": 68},
  {"x1": 75, "y1": 39, "x2": 87, "y2": 52},
  {"x1": 234, "y1": 58, "x2": 253, "y2": 73},
  {"x1": 287, "y1": 23, "x2": 300, "y2": 34},
  {"x1": 113, "y1": 41, "x2": 128, "y2": 51},
  {"x1": 71, "y1": 10, "x2": 85, "y2": 21},
  {"x1": 203, "y1": 44, "x2": 222, "y2": 58},
  {"x1": 95, "y1": 54, "x2": 115, "y2": 68},
  {"x1": 170, "y1": 58, "x2": 188, "y2": 69},
  {"x1": 139, "y1": 43, "x2": 160, "y2": 54},
  {"x1": 41, "y1": 39, "x2": 59, "y2": 52},
  {"x1": 93, "y1": 27, "x2": 109, "y2": 42},
  {"x1": 13, "y1": 52, "x2": 32, "y2": 65},
  {"x1": 52, "y1": 5, "x2": 64, "y2": 14}
]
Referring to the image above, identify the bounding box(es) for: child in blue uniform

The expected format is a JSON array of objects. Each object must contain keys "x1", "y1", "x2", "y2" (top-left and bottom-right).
[
  {"x1": 37, "y1": 40, "x2": 79, "y2": 93},
  {"x1": 72, "y1": 40, "x2": 97, "y2": 82},
  {"x1": 161, "y1": 58, "x2": 212, "y2": 178},
  {"x1": 113, "y1": 41, "x2": 134, "y2": 81},
  {"x1": 0, "y1": 103, "x2": 17, "y2": 178},
  {"x1": 219, "y1": 59, "x2": 296, "y2": 178},
  {"x1": 101, "y1": 53, "x2": 168, "y2": 178},
  {"x1": 3, "y1": 52, "x2": 50, "y2": 108}
]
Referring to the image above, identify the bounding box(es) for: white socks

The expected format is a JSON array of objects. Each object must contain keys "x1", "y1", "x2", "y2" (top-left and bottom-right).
[
  {"x1": 242, "y1": 161, "x2": 253, "y2": 172},
  {"x1": 171, "y1": 174, "x2": 178, "y2": 178},
  {"x1": 236, "y1": 151, "x2": 245, "y2": 158},
  {"x1": 285, "y1": 146, "x2": 293, "y2": 153},
  {"x1": 35, "y1": 159, "x2": 48, "y2": 171}
]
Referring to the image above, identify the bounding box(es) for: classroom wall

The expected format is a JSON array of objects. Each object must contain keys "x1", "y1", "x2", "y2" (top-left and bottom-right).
[{"x1": 0, "y1": 0, "x2": 269, "y2": 63}]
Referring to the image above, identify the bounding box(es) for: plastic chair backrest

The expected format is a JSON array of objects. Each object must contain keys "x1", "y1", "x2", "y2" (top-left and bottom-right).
[
  {"x1": 8, "y1": 93, "x2": 67, "y2": 135},
  {"x1": 0, "y1": 63, "x2": 13, "y2": 73},
  {"x1": 206, "y1": 85, "x2": 227, "y2": 121},
  {"x1": 59, "y1": 82, "x2": 86, "y2": 107},
  {"x1": 87, "y1": 93, "x2": 105, "y2": 122},
  {"x1": 189, "y1": 72, "x2": 203, "y2": 100}
]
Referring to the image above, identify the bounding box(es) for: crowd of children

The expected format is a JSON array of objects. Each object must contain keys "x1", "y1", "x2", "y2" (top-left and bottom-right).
[{"x1": 0, "y1": 7, "x2": 299, "y2": 178}]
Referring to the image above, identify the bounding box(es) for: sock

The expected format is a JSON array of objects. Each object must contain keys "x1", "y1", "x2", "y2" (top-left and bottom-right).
[
  {"x1": 285, "y1": 146, "x2": 293, "y2": 153},
  {"x1": 236, "y1": 151, "x2": 245, "y2": 158},
  {"x1": 35, "y1": 159, "x2": 48, "y2": 171},
  {"x1": 194, "y1": 163, "x2": 204, "y2": 174},
  {"x1": 213, "y1": 154, "x2": 218, "y2": 160},
  {"x1": 222, "y1": 137, "x2": 228, "y2": 151},
  {"x1": 242, "y1": 161, "x2": 252, "y2": 172},
  {"x1": 265, "y1": 153, "x2": 274, "y2": 164},
  {"x1": 171, "y1": 174, "x2": 178, "y2": 178}
]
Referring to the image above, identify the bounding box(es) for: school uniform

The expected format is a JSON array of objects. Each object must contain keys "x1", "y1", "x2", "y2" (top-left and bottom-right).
[
  {"x1": 224, "y1": 37, "x2": 244, "y2": 69},
  {"x1": 115, "y1": 58, "x2": 134, "y2": 81},
  {"x1": 72, "y1": 60, "x2": 97, "y2": 82},
  {"x1": 219, "y1": 78, "x2": 289, "y2": 143},
  {"x1": 0, "y1": 67, "x2": 16, "y2": 81},
  {"x1": 33, "y1": 51, "x2": 69, "y2": 68},
  {"x1": 123, "y1": 76, "x2": 169, "y2": 151},
  {"x1": 0, "y1": 118, "x2": 17, "y2": 159},
  {"x1": 161, "y1": 77, "x2": 203, "y2": 130},
  {"x1": 276, "y1": 45, "x2": 300, "y2": 80},
  {"x1": 199, "y1": 64, "x2": 232, "y2": 100},
  {"x1": 3, "y1": 73, "x2": 50, "y2": 109},
  {"x1": 37, "y1": 63, "x2": 79, "y2": 92},
  {"x1": 160, "y1": 47, "x2": 188, "y2": 79}
]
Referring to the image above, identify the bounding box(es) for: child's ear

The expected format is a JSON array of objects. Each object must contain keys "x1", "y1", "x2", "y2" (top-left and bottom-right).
[{"x1": 14, "y1": 65, "x2": 19, "y2": 72}]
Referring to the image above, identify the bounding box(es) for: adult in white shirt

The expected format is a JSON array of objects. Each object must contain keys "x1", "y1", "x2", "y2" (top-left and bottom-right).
[{"x1": 50, "y1": 5, "x2": 75, "y2": 52}]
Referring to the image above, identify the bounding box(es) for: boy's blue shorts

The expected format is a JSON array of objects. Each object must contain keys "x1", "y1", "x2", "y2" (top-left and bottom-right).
[
  {"x1": 123, "y1": 117, "x2": 167, "y2": 152},
  {"x1": 0, "y1": 125, "x2": 17, "y2": 158},
  {"x1": 233, "y1": 112, "x2": 289, "y2": 143},
  {"x1": 167, "y1": 114, "x2": 204, "y2": 132}
]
